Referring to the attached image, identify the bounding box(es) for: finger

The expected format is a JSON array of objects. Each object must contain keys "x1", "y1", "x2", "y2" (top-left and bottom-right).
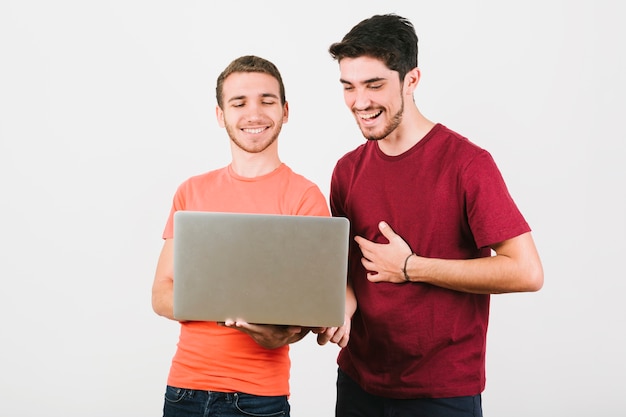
[
  {"x1": 337, "y1": 333, "x2": 350, "y2": 348},
  {"x1": 378, "y1": 221, "x2": 397, "y2": 240},
  {"x1": 317, "y1": 327, "x2": 336, "y2": 345},
  {"x1": 235, "y1": 320, "x2": 254, "y2": 330},
  {"x1": 287, "y1": 326, "x2": 303, "y2": 335},
  {"x1": 316, "y1": 333, "x2": 329, "y2": 345},
  {"x1": 361, "y1": 256, "x2": 374, "y2": 267},
  {"x1": 329, "y1": 323, "x2": 351, "y2": 347},
  {"x1": 361, "y1": 259, "x2": 378, "y2": 275},
  {"x1": 330, "y1": 328, "x2": 345, "y2": 344},
  {"x1": 354, "y1": 235, "x2": 374, "y2": 251},
  {"x1": 367, "y1": 272, "x2": 381, "y2": 282}
]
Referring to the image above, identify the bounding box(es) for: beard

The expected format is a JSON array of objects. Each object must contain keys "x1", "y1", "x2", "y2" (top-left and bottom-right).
[
  {"x1": 359, "y1": 96, "x2": 404, "y2": 141},
  {"x1": 225, "y1": 123, "x2": 281, "y2": 154}
]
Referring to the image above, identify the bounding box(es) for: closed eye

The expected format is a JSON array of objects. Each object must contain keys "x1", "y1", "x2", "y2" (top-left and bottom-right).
[{"x1": 230, "y1": 99, "x2": 246, "y2": 108}]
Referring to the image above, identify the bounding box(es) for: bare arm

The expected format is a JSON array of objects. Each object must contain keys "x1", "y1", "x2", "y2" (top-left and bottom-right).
[
  {"x1": 152, "y1": 238, "x2": 176, "y2": 320},
  {"x1": 356, "y1": 221, "x2": 544, "y2": 294}
]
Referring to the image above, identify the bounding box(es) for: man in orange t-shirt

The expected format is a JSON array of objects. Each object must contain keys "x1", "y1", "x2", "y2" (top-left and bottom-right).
[{"x1": 152, "y1": 55, "x2": 330, "y2": 417}]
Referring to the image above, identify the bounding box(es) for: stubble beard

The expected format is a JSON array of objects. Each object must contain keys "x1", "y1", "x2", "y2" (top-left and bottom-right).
[
  {"x1": 225, "y1": 123, "x2": 281, "y2": 154},
  {"x1": 360, "y1": 96, "x2": 404, "y2": 141}
]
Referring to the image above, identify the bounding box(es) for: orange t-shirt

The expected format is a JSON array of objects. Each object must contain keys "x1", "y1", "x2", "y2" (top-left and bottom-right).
[{"x1": 162, "y1": 163, "x2": 330, "y2": 396}]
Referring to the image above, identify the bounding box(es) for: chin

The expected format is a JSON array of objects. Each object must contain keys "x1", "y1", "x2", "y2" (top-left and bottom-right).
[{"x1": 359, "y1": 127, "x2": 383, "y2": 141}]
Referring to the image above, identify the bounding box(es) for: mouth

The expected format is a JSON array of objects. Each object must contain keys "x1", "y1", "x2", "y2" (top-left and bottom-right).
[
  {"x1": 242, "y1": 127, "x2": 268, "y2": 134},
  {"x1": 357, "y1": 110, "x2": 382, "y2": 121}
]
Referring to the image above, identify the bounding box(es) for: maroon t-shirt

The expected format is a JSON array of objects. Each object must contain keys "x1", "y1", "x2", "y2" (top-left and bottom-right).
[{"x1": 330, "y1": 123, "x2": 530, "y2": 398}]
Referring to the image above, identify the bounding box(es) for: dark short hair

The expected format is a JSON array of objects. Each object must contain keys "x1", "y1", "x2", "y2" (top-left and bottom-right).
[
  {"x1": 215, "y1": 55, "x2": 286, "y2": 108},
  {"x1": 329, "y1": 14, "x2": 418, "y2": 82}
]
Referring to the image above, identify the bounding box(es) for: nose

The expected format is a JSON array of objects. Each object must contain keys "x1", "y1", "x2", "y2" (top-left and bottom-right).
[
  {"x1": 244, "y1": 101, "x2": 265, "y2": 120},
  {"x1": 347, "y1": 88, "x2": 371, "y2": 111}
]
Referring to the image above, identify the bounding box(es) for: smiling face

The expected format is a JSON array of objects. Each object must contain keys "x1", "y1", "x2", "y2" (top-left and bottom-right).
[
  {"x1": 339, "y1": 56, "x2": 406, "y2": 141},
  {"x1": 216, "y1": 71, "x2": 288, "y2": 154}
]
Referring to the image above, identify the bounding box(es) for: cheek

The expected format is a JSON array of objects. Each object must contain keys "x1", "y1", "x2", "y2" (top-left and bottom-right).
[
  {"x1": 216, "y1": 108, "x2": 227, "y2": 128},
  {"x1": 343, "y1": 93, "x2": 354, "y2": 108}
]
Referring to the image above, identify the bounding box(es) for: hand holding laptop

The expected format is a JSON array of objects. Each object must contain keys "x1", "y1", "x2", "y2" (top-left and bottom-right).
[{"x1": 218, "y1": 319, "x2": 325, "y2": 349}]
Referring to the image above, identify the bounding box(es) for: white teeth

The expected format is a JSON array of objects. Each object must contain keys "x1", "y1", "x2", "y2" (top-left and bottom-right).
[
  {"x1": 243, "y1": 128, "x2": 265, "y2": 134},
  {"x1": 360, "y1": 111, "x2": 381, "y2": 120}
]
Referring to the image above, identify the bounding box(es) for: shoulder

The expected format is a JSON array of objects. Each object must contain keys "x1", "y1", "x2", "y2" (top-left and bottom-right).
[
  {"x1": 184, "y1": 166, "x2": 227, "y2": 183},
  {"x1": 431, "y1": 124, "x2": 485, "y2": 155},
  {"x1": 175, "y1": 166, "x2": 228, "y2": 193},
  {"x1": 334, "y1": 142, "x2": 371, "y2": 170},
  {"x1": 426, "y1": 124, "x2": 495, "y2": 170},
  {"x1": 280, "y1": 164, "x2": 330, "y2": 216},
  {"x1": 278, "y1": 164, "x2": 317, "y2": 187},
  {"x1": 277, "y1": 164, "x2": 324, "y2": 196}
]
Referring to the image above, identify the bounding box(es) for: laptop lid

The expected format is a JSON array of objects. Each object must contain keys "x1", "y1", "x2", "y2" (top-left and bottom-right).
[{"x1": 172, "y1": 211, "x2": 349, "y2": 327}]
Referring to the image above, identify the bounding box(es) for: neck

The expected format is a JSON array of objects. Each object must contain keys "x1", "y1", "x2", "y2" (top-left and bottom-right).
[
  {"x1": 377, "y1": 106, "x2": 435, "y2": 156},
  {"x1": 230, "y1": 147, "x2": 282, "y2": 178}
]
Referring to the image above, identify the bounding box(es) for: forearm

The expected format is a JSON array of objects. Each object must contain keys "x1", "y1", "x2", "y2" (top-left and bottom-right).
[
  {"x1": 152, "y1": 239, "x2": 177, "y2": 320},
  {"x1": 152, "y1": 282, "x2": 176, "y2": 320},
  {"x1": 404, "y1": 234, "x2": 543, "y2": 294},
  {"x1": 358, "y1": 225, "x2": 544, "y2": 294},
  {"x1": 345, "y1": 281, "x2": 357, "y2": 318}
]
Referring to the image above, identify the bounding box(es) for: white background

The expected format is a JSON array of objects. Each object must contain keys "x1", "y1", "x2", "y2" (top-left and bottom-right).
[{"x1": 1, "y1": 1, "x2": 624, "y2": 416}]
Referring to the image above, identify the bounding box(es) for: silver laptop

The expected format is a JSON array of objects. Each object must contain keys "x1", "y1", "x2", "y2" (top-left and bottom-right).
[{"x1": 173, "y1": 211, "x2": 349, "y2": 327}]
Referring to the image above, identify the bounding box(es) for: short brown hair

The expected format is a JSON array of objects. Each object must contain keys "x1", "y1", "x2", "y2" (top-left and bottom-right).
[{"x1": 215, "y1": 55, "x2": 286, "y2": 109}]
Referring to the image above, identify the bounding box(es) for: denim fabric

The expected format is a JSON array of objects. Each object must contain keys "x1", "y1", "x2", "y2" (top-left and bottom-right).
[
  {"x1": 336, "y1": 369, "x2": 483, "y2": 417},
  {"x1": 162, "y1": 385, "x2": 290, "y2": 417}
]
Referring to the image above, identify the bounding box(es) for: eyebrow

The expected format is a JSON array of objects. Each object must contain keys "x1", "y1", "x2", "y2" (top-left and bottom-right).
[
  {"x1": 227, "y1": 92, "x2": 279, "y2": 103},
  {"x1": 340, "y1": 77, "x2": 387, "y2": 85}
]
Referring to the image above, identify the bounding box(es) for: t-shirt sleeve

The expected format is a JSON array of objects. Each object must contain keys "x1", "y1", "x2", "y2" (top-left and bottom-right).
[
  {"x1": 329, "y1": 160, "x2": 348, "y2": 218},
  {"x1": 296, "y1": 184, "x2": 331, "y2": 217},
  {"x1": 463, "y1": 151, "x2": 530, "y2": 248},
  {"x1": 162, "y1": 182, "x2": 188, "y2": 240}
]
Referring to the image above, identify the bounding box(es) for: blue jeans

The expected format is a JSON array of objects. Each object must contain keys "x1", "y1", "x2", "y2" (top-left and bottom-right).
[
  {"x1": 162, "y1": 385, "x2": 290, "y2": 417},
  {"x1": 336, "y1": 369, "x2": 483, "y2": 417}
]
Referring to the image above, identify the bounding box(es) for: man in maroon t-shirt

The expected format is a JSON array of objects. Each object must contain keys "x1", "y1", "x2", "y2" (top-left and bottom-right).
[{"x1": 314, "y1": 14, "x2": 544, "y2": 417}]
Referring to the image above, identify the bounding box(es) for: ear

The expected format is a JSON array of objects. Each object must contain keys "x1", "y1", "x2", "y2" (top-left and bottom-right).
[
  {"x1": 216, "y1": 105, "x2": 225, "y2": 128},
  {"x1": 404, "y1": 67, "x2": 421, "y2": 96},
  {"x1": 282, "y1": 101, "x2": 289, "y2": 124}
]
